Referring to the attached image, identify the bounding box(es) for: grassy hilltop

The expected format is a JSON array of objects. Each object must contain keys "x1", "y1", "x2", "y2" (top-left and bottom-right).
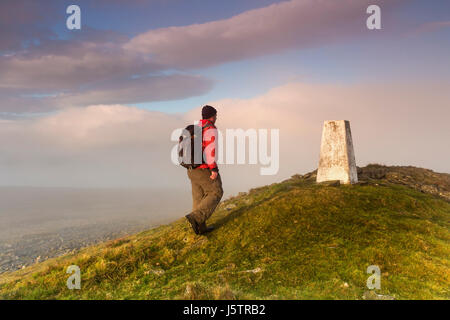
[{"x1": 0, "y1": 165, "x2": 449, "y2": 300}]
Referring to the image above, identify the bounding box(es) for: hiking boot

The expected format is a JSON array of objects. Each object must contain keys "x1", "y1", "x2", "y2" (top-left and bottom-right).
[
  {"x1": 199, "y1": 223, "x2": 215, "y2": 235},
  {"x1": 185, "y1": 213, "x2": 200, "y2": 235}
]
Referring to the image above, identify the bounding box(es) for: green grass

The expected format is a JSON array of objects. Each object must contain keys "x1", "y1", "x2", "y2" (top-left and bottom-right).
[{"x1": 0, "y1": 166, "x2": 449, "y2": 300}]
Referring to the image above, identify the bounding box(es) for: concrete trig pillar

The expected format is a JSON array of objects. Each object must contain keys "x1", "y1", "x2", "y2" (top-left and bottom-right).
[{"x1": 317, "y1": 120, "x2": 358, "y2": 184}]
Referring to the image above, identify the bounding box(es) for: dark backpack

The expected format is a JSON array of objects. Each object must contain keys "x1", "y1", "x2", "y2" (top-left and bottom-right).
[
  {"x1": 178, "y1": 124, "x2": 203, "y2": 169},
  {"x1": 178, "y1": 122, "x2": 215, "y2": 169}
]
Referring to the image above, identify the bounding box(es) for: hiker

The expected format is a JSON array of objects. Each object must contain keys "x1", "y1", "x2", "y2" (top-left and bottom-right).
[{"x1": 185, "y1": 105, "x2": 224, "y2": 235}]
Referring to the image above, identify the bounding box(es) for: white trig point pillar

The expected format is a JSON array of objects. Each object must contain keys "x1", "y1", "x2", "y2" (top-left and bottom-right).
[{"x1": 316, "y1": 120, "x2": 358, "y2": 184}]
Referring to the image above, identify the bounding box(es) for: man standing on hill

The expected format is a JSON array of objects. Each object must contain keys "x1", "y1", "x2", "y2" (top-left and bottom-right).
[{"x1": 185, "y1": 105, "x2": 224, "y2": 235}]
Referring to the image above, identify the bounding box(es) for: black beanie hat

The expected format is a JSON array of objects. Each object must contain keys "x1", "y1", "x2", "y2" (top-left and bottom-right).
[{"x1": 202, "y1": 105, "x2": 217, "y2": 119}]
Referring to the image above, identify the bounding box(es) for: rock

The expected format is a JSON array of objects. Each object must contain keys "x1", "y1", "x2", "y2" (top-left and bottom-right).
[
  {"x1": 226, "y1": 263, "x2": 236, "y2": 270},
  {"x1": 225, "y1": 203, "x2": 237, "y2": 211},
  {"x1": 420, "y1": 185, "x2": 439, "y2": 194},
  {"x1": 303, "y1": 170, "x2": 318, "y2": 180},
  {"x1": 152, "y1": 269, "x2": 165, "y2": 276},
  {"x1": 290, "y1": 174, "x2": 303, "y2": 180},
  {"x1": 439, "y1": 191, "x2": 450, "y2": 201},
  {"x1": 241, "y1": 267, "x2": 262, "y2": 274},
  {"x1": 185, "y1": 284, "x2": 193, "y2": 297},
  {"x1": 144, "y1": 268, "x2": 165, "y2": 276}
]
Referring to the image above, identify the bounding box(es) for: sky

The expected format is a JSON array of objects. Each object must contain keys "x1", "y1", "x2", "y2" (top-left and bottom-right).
[{"x1": 0, "y1": 0, "x2": 449, "y2": 194}]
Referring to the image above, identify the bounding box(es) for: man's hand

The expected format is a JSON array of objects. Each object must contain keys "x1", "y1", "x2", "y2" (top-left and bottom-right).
[{"x1": 210, "y1": 171, "x2": 218, "y2": 180}]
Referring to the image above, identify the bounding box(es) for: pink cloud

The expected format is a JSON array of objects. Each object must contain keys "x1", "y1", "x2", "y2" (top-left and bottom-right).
[
  {"x1": 412, "y1": 20, "x2": 450, "y2": 36},
  {"x1": 1, "y1": 81, "x2": 448, "y2": 190},
  {"x1": 124, "y1": 0, "x2": 404, "y2": 69},
  {"x1": 0, "y1": 0, "x2": 408, "y2": 113}
]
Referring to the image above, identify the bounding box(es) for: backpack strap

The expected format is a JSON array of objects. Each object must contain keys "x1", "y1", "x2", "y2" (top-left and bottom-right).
[{"x1": 202, "y1": 121, "x2": 215, "y2": 130}]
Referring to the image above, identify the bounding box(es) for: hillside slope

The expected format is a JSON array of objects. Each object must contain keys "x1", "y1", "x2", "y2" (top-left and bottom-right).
[{"x1": 0, "y1": 165, "x2": 449, "y2": 300}]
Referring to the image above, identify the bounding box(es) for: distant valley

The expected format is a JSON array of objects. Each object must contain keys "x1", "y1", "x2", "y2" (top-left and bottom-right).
[{"x1": 0, "y1": 187, "x2": 190, "y2": 273}]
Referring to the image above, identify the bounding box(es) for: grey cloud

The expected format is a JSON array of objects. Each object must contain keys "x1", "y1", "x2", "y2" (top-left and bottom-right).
[
  {"x1": 0, "y1": 73, "x2": 214, "y2": 112},
  {"x1": 0, "y1": 44, "x2": 161, "y2": 91},
  {"x1": 52, "y1": 73, "x2": 215, "y2": 107},
  {"x1": 0, "y1": 0, "x2": 58, "y2": 51}
]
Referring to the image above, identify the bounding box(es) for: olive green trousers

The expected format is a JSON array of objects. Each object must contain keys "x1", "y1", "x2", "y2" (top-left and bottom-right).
[{"x1": 187, "y1": 168, "x2": 224, "y2": 224}]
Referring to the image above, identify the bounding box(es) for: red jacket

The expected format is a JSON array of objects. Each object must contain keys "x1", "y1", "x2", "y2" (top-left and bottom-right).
[{"x1": 197, "y1": 119, "x2": 218, "y2": 172}]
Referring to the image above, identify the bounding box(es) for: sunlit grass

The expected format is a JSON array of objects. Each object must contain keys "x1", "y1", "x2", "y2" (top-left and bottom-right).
[{"x1": 0, "y1": 168, "x2": 449, "y2": 300}]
